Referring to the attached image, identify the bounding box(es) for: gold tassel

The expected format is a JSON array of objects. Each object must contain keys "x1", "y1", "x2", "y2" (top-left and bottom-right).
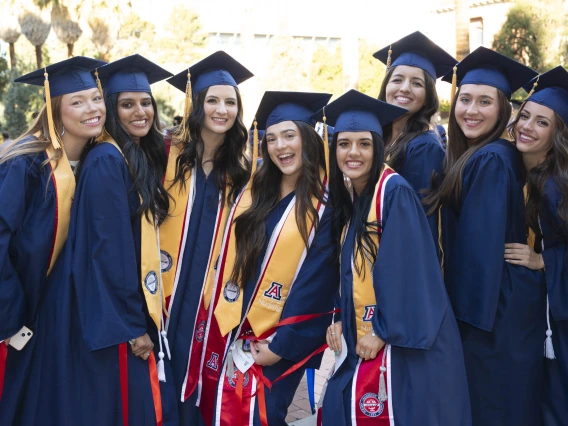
[
  {"x1": 44, "y1": 69, "x2": 62, "y2": 150},
  {"x1": 251, "y1": 118, "x2": 259, "y2": 176},
  {"x1": 174, "y1": 69, "x2": 193, "y2": 143},
  {"x1": 526, "y1": 75, "x2": 540, "y2": 98},
  {"x1": 514, "y1": 75, "x2": 541, "y2": 136},
  {"x1": 322, "y1": 107, "x2": 330, "y2": 180},
  {"x1": 450, "y1": 65, "x2": 458, "y2": 106},
  {"x1": 386, "y1": 45, "x2": 393, "y2": 70},
  {"x1": 93, "y1": 68, "x2": 113, "y2": 143}
]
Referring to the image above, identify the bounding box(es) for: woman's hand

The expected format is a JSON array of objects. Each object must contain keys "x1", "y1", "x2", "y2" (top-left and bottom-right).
[
  {"x1": 505, "y1": 243, "x2": 545, "y2": 270},
  {"x1": 130, "y1": 333, "x2": 154, "y2": 361},
  {"x1": 251, "y1": 340, "x2": 282, "y2": 366},
  {"x1": 327, "y1": 321, "x2": 343, "y2": 355},
  {"x1": 356, "y1": 330, "x2": 385, "y2": 361}
]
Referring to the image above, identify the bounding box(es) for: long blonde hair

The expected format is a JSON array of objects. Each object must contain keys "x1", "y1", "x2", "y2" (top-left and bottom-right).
[{"x1": 0, "y1": 96, "x2": 64, "y2": 166}]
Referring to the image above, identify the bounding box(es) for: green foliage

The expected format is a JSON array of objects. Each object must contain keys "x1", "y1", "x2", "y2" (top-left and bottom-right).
[
  {"x1": 262, "y1": 36, "x2": 309, "y2": 91},
  {"x1": 114, "y1": 13, "x2": 156, "y2": 57},
  {"x1": 0, "y1": 56, "x2": 10, "y2": 100},
  {"x1": 439, "y1": 99, "x2": 451, "y2": 113},
  {"x1": 310, "y1": 45, "x2": 343, "y2": 97},
  {"x1": 155, "y1": 95, "x2": 176, "y2": 126},
  {"x1": 2, "y1": 67, "x2": 43, "y2": 139},
  {"x1": 358, "y1": 39, "x2": 385, "y2": 98}
]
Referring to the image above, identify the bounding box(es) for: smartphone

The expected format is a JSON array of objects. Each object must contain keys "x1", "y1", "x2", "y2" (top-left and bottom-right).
[
  {"x1": 242, "y1": 340, "x2": 251, "y2": 352},
  {"x1": 8, "y1": 326, "x2": 33, "y2": 351}
]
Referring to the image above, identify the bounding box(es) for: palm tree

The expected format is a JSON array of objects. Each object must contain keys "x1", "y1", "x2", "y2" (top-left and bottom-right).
[
  {"x1": 0, "y1": 5, "x2": 21, "y2": 69},
  {"x1": 51, "y1": 5, "x2": 82, "y2": 57},
  {"x1": 19, "y1": 9, "x2": 51, "y2": 68},
  {"x1": 455, "y1": 0, "x2": 470, "y2": 60}
]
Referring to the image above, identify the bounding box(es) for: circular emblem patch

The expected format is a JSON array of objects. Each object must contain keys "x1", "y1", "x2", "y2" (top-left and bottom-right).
[
  {"x1": 359, "y1": 392, "x2": 383, "y2": 417},
  {"x1": 160, "y1": 250, "x2": 173, "y2": 272},
  {"x1": 195, "y1": 320, "x2": 206, "y2": 342},
  {"x1": 228, "y1": 370, "x2": 250, "y2": 388},
  {"x1": 145, "y1": 271, "x2": 158, "y2": 294},
  {"x1": 223, "y1": 280, "x2": 240, "y2": 303}
]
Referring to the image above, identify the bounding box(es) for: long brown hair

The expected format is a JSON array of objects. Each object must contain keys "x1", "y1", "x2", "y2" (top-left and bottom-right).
[
  {"x1": 378, "y1": 66, "x2": 439, "y2": 170},
  {"x1": 509, "y1": 108, "x2": 568, "y2": 236},
  {"x1": 230, "y1": 121, "x2": 326, "y2": 288},
  {"x1": 423, "y1": 86, "x2": 511, "y2": 213},
  {"x1": 0, "y1": 96, "x2": 64, "y2": 166}
]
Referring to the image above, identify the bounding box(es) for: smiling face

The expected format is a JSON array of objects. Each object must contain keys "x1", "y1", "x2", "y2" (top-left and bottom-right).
[
  {"x1": 335, "y1": 131, "x2": 374, "y2": 194},
  {"x1": 201, "y1": 85, "x2": 238, "y2": 137},
  {"x1": 116, "y1": 92, "x2": 155, "y2": 143},
  {"x1": 60, "y1": 87, "x2": 106, "y2": 142},
  {"x1": 265, "y1": 120, "x2": 303, "y2": 184},
  {"x1": 514, "y1": 101, "x2": 556, "y2": 159},
  {"x1": 385, "y1": 65, "x2": 427, "y2": 116},
  {"x1": 454, "y1": 84, "x2": 501, "y2": 144}
]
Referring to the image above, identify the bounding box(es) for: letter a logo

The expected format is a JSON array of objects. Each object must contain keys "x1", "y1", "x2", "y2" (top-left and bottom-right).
[
  {"x1": 206, "y1": 352, "x2": 219, "y2": 371},
  {"x1": 362, "y1": 305, "x2": 376, "y2": 322},
  {"x1": 263, "y1": 282, "x2": 283, "y2": 301}
]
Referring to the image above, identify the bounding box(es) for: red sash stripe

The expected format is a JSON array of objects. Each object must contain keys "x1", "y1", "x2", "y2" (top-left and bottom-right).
[
  {"x1": 119, "y1": 343, "x2": 129, "y2": 426},
  {"x1": 0, "y1": 342, "x2": 7, "y2": 401},
  {"x1": 148, "y1": 352, "x2": 163, "y2": 426}
]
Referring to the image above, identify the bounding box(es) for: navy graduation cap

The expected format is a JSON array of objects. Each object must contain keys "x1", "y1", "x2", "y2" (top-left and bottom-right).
[
  {"x1": 311, "y1": 89, "x2": 407, "y2": 137},
  {"x1": 96, "y1": 54, "x2": 172, "y2": 97},
  {"x1": 373, "y1": 31, "x2": 457, "y2": 80},
  {"x1": 441, "y1": 46, "x2": 538, "y2": 99},
  {"x1": 167, "y1": 51, "x2": 253, "y2": 95},
  {"x1": 254, "y1": 91, "x2": 332, "y2": 131},
  {"x1": 15, "y1": 56, "x2": 107, "y2": 98},
  {"x1": 523, "y1": 65, "x2": 568, "y2": 125}
]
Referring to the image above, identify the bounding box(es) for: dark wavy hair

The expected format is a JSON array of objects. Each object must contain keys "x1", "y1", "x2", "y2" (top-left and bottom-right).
[
  {"x1": 172, "y1": 86, "x2": 250, "y2": 205},
  {"x1": 102, "y1": 92, "x2": 170, "y2": 225},
  {"x1": 423, "y1": 86, "x2": 511, "y2": 214},
  {"x1": 329, "y1": 131, "x2": 385, "y2": 274},
  {"x1": 378, "y1": 66, "x2": 439, "y2": 171},
  {"x1": 230, "y1": 121, "x2": 326, "y2": 288},
  {"x1": 509, "y1": 106, "x2": 568, "y2": 236}
]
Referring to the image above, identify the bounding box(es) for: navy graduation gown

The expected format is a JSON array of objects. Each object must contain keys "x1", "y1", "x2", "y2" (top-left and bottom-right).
[
  {"x1": 214, "y1": 192, "x2": 337, "y2": 426},
  {"x1": 322, "y1": 175, "x2": 471, "y2": 426},
  {"x1": 0, "y1": 149, "x2": 59, "y2": 424},
  {"x1": 14, "y1": 143, "x2": 156, "y2": 425},
  {"x1": 166, "y1": 166, "x2": 220, "y2": 425},
  {"x1": 396, "y1": 130, "x2": 444, "y2": 257},
  {"x1": 539, "y1": 177, "x2": 568, "y2": 426},
  {"x1": 442, "y1": 139, "x2": 546, "y2": 426}
]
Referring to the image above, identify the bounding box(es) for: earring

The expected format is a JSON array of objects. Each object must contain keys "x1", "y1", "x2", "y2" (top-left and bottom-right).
[{"x1": 61, "y1": 126, "x2": 65, "y2": 136}]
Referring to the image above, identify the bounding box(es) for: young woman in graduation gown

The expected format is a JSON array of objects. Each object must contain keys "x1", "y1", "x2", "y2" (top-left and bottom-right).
[
  {"x1": 15, "y1": 57, "x2": 173, "y2": 425},
  {"x1": 424, "y1": 47, "x2": 546, "y2": 426},
  {"x1": 160, "y1": 51, "x2": 253, "y2": 425},
  {"x1": 0, "y1": 57, "x2": 106, "y2": 425},
  {"x1": 95, "y1": 54, "x2": 178, "y2": 426},
  {"x1": 321, "y1": 89, "x2": 471, "y2": 426},
  {"x1": 200, "y1": 91, "x2": 338, "y2": 426},
  {"x1": 505, "y1": 66, "x2": 568, "y2": 426},
  {"x1": 373, "y1": 32, "x2": 455, "y2": 253}
]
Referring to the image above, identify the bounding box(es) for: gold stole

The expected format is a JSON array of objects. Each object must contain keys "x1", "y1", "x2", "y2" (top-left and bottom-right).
[
  {"x1": 214, "y1": 185, "x2": 323, "y2": 338},
  {"x1": 351, "y1": 166, "x2": 395, "y2": 340},
  {"x1": 45, "y1": 143, "x2": 75, "y2": 275},
  {"x1": 159, "y1": 142, "x2": 191, "y2": 301},
  {"x1": 99, "y1": 139, "x2": 163, "y2": 330}
]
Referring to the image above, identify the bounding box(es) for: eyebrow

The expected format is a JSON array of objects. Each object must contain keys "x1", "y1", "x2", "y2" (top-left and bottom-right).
[
  {"x1": 118, "y1": 97, "x2": 151, "y2": 101},
  {"x1": 206, "y1": 95, "x2": 237, "y2": 101},
  {"x1": 460, "y1": 93, "x2": 495, "y2": 100},
  {"x1": 266, "y1": 129, "x2": 296, "y2": 137}
]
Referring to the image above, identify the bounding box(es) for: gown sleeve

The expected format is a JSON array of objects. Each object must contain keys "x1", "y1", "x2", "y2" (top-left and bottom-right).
[
  {"x1": 541, "y1": 186, "x2": 568, "y2": 321},
  {"x1": 445, "y1": 152, "x2": 511, "y2": 331},
  {"x1": 71, "y1": 152, "x2": 147, "y2": 351},
  {"x1": 269, "y1": 206, "x2": 338, "y2": 362},
  {"x1": 371, "y1": 180, "x2": 447, "y2": 350},
  {"x1": 0, "y1": 157, "x2": 29, "y2": 340}
]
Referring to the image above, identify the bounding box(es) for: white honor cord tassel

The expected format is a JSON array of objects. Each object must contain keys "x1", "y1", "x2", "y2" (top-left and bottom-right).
[
  {"x1": 377, "y1": 346, "x2": 388, "y2": 402},
  {"x1": 545, "y1": 297, "x2": 556, "y2": 359},
  {"x1": 226, "y1": 346, "x2": 235, "y2": 379},
  {"x1": 156, "y1": 221, "x2": 168, "y2": 381},
  {"x1": 161, "y1": 330, "x2": 171, "y2": 360}
]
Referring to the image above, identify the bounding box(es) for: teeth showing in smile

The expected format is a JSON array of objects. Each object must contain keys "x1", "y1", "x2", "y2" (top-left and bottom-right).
[
  {"x1": 465, "y1": 119, "x2": 482, "y2": 124},
  {"x1": 132, "y1": 120, "x2": 147, "y2": 126},
  {"x1": 346, "y1": 161, "x2": 362, "y2": 167},
  {"x1": 278, "y1": 153, "x2": 294, "y2": 160},
  {"x1": 212, "y1": 118, "x2": 227, "y2": 124},
  {"x1": 82, "y1": 117, "x2": 100, "y2": 124},
  {"x1": 519, "y1": 133, "x2": 536, "y2": 142},
  {"x1": 395, "y1": 96, "x2": 412, "y2": 102}
]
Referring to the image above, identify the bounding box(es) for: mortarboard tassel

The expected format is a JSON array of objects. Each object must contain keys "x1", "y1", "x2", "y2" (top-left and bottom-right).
[
  {"x1": 175, "y1": 70, "x2": 193, "y2": 143},
  {"x1": 386, "y1": 45, "x2": 392, "y2": 70},
  {"x1": 512, "y1": 76, "x2": 541, "y2": 141},
  {"x1": 43, "y1": 69, "x2": 62, "y2": 150},
  {"x1": 377, "y1": 347, "x2": 388, "y2": 402},
  {"x1": 322, "y1": 107, "x2": 330, "y2": 180},
  {"x1": 450, "y1": 66, "x2": 458, "y2": 106},
  {"x1": 251, "y1": 118, "x2": 259, "y2": 176},
  {"x1": 545, "y1": 297, "x2": 556, "y2": 359},
  {"x1": 526, "y1": 76, "x2": 540, "y2": 98},
  {"x1": 93, "y1": 68, "x2": 114, "y2": 143}
]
